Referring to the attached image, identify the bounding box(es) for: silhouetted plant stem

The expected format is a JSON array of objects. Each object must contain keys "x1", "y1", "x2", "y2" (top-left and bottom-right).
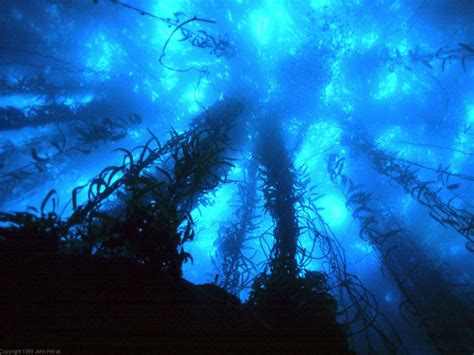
[
  {"x1": 213, "y1": 158, "x2": 258, "y2": 296},
  {"x1": 345, "y1": 132, "x2": 474, "y2": 252},
  {"x1": 327, "y1": 154, "x2": 474, "y2": 353},
  {"x1": 257, "y1": 118, "x2": 299, "y2": 283}
]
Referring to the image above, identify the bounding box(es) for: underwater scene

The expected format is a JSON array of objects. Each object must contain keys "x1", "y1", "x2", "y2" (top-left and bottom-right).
[{"x1": 0, "y1": 0, "x2": 473, "y2": 353}]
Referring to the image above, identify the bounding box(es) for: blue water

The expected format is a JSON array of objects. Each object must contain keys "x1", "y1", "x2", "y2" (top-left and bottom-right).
[{"x1": 1, "y1": 0, "x2": 473, "y2": 352}]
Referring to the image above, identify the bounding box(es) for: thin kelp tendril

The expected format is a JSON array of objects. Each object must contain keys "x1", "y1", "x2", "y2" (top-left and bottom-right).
[
  {"x1": 213, "y1": 158, "x2": 259, "y2": 296},
  {"x1": 101, "y1": 0, "x2": 235, "y2": 73},
  {"x1": 327, "y1": 153, "x2": 474, "y2": 353},
  {"x1": 295, "y1": 171, "x2": 405, "y2": 354},
  {"x1": 345, "y1": 132, "x2": 474, "y2": 252}
]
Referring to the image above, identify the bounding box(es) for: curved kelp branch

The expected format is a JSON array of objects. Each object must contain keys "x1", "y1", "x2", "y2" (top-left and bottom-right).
[
  {"x1": 327, "y1": 154, "x2": 474, "y2": 353},
  {"x1": 68, "y1": 99, "x2": 244, "y2": 275},
  {"x1": 294, "y1": 176, "x2": 405, "y2": 354},
  {"x1": 159, "y1": 17, "x2": 220, "y2": 73},
  {"x1": 0, "y1": 115, "x2": 141, "y2": 208},
  {"x1": 66, "y1": 99, "x2": 243, "y2": 226},
  {"x1": 345, "y1": 133, "x2": 474, "y2": 252},
  {"x1": 0, "y1": 190, "x2": 70, "y2": 265},
  {"x1": 103, "y1": 0, "x2": 235, "y2": 73},
  {"x1": 92, "y1": 127, "x2": 234, "y2": 276},
  {"x1": 213, "y1": 159, "x2": 259, "y2": 297},
  {"x1": 0, "y1": 99, "x2": 245, "y2": 279},
  {"x1": 381, "y1": 43, "x2": 474, "y2": 73}
]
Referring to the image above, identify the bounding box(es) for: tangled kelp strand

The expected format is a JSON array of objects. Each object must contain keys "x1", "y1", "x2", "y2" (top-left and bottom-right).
[{"x1": 327, "y1": 153, "x2": 474, "y2": 353}]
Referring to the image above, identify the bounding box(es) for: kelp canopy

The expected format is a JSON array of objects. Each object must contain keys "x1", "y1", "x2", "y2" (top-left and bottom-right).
[{"x1": 1, "y1": 0, "x2": 473, "y2": 353}]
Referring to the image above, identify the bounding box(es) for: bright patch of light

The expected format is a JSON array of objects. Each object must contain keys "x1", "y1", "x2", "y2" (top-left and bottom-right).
[
  {"x1": 152, "y1": 0, "x2": 189, "y2": 43},
  {"x1": 128, "y1": 129, "x2": 142, "y2": 140},
  {"x1": 295, "y1": 120, "x2": 342, "y2": 168},
  {"x1": 389, "y1": 1, "x2": 401, "y2": 11},
  {"x1": 161, "y1": 71, "x2": 179, "y2": 91},
  {"x1": 319, "y1": 194, "x2": 350, "y2": 229},
  {"x1": 56, "y1": 94, "x2": 94, "y2": 110},
  {"x1": 183, "y1": 170, "x2": 240, "y2": 284},
  {"x1": 354, "y1": 241, "x2": 374, "y2": 254},
  {"x1": 375, "y1": 125, "x2": 414, "y2": 159},
  {"x1": 361, "y1": 32, "x2": 379, "y2": 48},
  {"x1": 249, "y1": 9, "x2": 272, "y2": 45},
  {"x1": 400, "y1": 195, "x2": 413, "y2": 213},
  {"x1": 467, "y1": 104, "x2": 474, "y2": 124},
  {"x1": 402, "y1": 82, "x2": 412, "y2": 94},
  {"x1": 227, "y1": 10, "x2": 233, "y2": 22},
  {"x1": 396, "y1": 38, "x2": 409, "y2": 55},
  {"x1": 450, "y1": 104, "x2": 474, "y2": 168},
  {"x1": 323, "y1": 82, "x2": 335, "y2": 102},
  {"x1": 86, "y1": 32, "x2": 123, "y2": 72},
  {"x1": 189, "y1": 186, "x2": 234, "y2": 248},
  {"x1": 180, "y1": 82, "x2": 208, "y2": 114},
  {"x1": 153, "y1": 0, "x2": 187, "y2": 19},
  {"x1": 374, "y1": 72, "x2": 398, "y2": 100},
  {"x1": 248, "y1": 0, "x2": 294, "y2": 48},
  {"x1": 321, "y1": 60, "x2": 352, "y2": 107},
  {"x1": 375, "y1": 125, "x2": 402, "y2": 147}
]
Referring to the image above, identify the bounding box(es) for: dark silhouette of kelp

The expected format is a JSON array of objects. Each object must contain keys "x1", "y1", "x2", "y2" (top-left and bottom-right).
[
  {"x1": 295, "y1": 178, "x2": 406, "y2": 353},
  {"x1": 0, "y1": 113, "x2": 142, "y2": 207},
  {"x1": 101, "y1": 0, "x2": 235, "y2": 73},
  {"x1": 327, "y1": 153, "x2": 474, "y2": 353},
  {"x1": 345, "y1": 131, "x2": 474, "y2": 252},
  {"x1": 213, "y1": 158, "x2": 259, "y2": 296},
  {"x1": 0, "y1": 189, "x2": 64, "y2": 256},
  {"x1": 247, "y1": 118, "x2": 352, "y2": 352},
  {"x1": 0, "y1": 100, "x2": 353, "y2": 352},
  {"x1": 381, "y1": 43, "x2": 474, "y2": 72}
]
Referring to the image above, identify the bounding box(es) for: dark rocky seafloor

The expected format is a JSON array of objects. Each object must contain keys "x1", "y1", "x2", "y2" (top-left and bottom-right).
[{"x1": 0, "y1": 252, "x2": 352, "y2": 353}]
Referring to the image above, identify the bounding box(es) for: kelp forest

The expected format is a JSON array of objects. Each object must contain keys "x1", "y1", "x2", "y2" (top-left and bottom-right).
[{"x1": 0, "y1": 0, "x2": 473, "y2": 353}]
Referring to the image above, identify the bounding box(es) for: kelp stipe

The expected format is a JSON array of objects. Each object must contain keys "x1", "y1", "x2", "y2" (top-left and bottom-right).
[
  {"x1": 77, "y1": 99, "x2": 243, "y2": 275},
  {"x1": 344, "y1": 131, "x2": 474, "y2": 253},
  {"x1": 0, "y1": 99, "x2": 244, "y2": 278},
  {"x1": 94, "y1": 125, "x2": 236, "y2": 276},
  {"x1": 327, "y1": 153, "x2": 474, "y2": 353},
  {"x1": 293, "y1": 171, "x2": 406, "y2": 353},
  {"x1": 247, "y1": 118, "x2": 351, "y2": 352},
  {"x1": 213, "y1": 158, "x2": 259, "y2": 296},
  {"x1": 256, "y1": 118, "x2": 300, "y2": 282}
]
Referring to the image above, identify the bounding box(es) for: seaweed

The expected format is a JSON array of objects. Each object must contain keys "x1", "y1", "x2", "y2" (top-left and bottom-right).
[
  {"x1": 213, "y1": 158, "x2": 259, "y2": 296},
  {"x1": 345, "y1": 132, "x2": 474, "y2": 252},
  {"x1": 0, "y1": 189, "x2": 66, "y2": 257},
  {"x1": 0, "y1": 99, "x2": 244, "y2": 280},
  {"x1": 255, "y1": 118, "x2": 300, "y2": 282},
  {"x1": 103, "y1": 0, "x2": 235, "y2": 73},
  {"x1": 0, "y1": 114, "x2": 142, "y2": 207},
  {"x1": 295, "y1": 171, "x2": 405, "y2": 354},
  {"x1": 381, "y1": 43, "x2": 474, "y2": 73},
  {"x1": 93, "y1": 125, "x2": 236, "y2": 276},
  {"x1": 327, "y1": 153, "x2": 474, "y2": 353},
  {"x1": 245, "y1": 118, "x2": 351, "y2": 351},
  {"x1": 0, "y1": 103, "x2": 75, "y2": 131}
]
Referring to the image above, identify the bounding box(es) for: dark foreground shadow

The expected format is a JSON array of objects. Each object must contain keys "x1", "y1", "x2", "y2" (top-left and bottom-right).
[{"x1": 0, "y1": 253, "x2": 352, "y2": 353}]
